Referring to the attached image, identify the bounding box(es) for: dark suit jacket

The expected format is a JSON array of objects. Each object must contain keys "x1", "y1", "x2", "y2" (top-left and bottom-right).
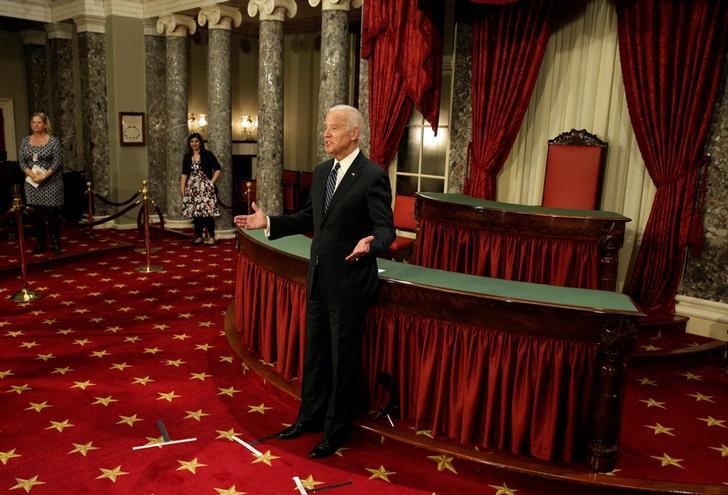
[
  {"x1": 181, "y1": 149, "x2": 221, "y2": 180},
  {"x1": 269, "y1": 152, "x2": 395, "y2": 306}
]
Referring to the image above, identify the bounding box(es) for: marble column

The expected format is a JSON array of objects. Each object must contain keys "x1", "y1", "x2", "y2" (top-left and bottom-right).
[
  {"x1": 198, "y1": 5, "x2": 242, "y2": 234},
  {"x1": 20, "y1": 30, "x2": 50, "y2": 116},
  {"x1": 74, "y1": 15, "x2": 111, "y2": 208},
  {"x1": 45, "y1": 23, "x2": 78, "y2": 172},
  {"x1": 448, "y1": 19, "x2": 473, "y2": 194},
  {"x1": 143, "y1": 19, "x2": 167, "y2": 212},
  {"x1": 157, "y1": 14, "x2": 197, "y2": 222},
  {"x1": 248, "y1": 0, "x2": 297, "y2": 215},
  {"x1": 309, "y1": 0, "x2": 362, "y2": 163},
  {"x1": 358, "y1": 57, "x2": 370, "y2": 156}
]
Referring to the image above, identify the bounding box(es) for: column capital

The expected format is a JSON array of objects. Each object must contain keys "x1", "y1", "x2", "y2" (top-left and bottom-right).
[
  {"x1": 73, "y1": 15, "x2": 106, "y2": 34},
  {"x1": 156, "y1": 14, "x2": 197, "y2": 37},
  {"x1": 45, "y1": 23, "x2": 74, "y2": 40},
  {"x1": 20, "y1": 30, "x2": 47, "y2": 46},
  {"x1": 247, "y1": 0, "x2": 297, "y2": 22},
  {"x1": 308, "y1": 0, "x2": 362, "y2": 11},
  {"x1": 142, "y1": 18, "x2": 163, "y2": 36},
  {"x1": 198, "y1": 5, "x2": 242, "y2": 30}
]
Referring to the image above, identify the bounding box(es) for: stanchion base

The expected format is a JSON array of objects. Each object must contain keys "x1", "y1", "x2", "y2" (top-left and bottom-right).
[
  {"x1": 11, "y1": 288, "x2": 42, "y2": 302},
  {"x1": 135, "y1": 265, "x2": 164, "y2": 273},
  {"x1": 134, "y1": 247, "x2": 160, "y2": 254}
]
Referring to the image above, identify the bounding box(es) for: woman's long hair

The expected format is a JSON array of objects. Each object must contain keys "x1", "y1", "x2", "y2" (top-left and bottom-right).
[
  {"x1": 187, "y1": 133, "x2": 206, "y2": 154},
  {"x1": 31, "y1": 112, "x2": 52, "y2": 135}
]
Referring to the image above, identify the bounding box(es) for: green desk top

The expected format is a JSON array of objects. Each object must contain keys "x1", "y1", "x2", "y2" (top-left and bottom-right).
[
  {"x1": 417, "y1": 192, "x2": 630, "y2": 221},
  {"x1": 243, "y1": 230, "x2": 642, "y2": 316}
]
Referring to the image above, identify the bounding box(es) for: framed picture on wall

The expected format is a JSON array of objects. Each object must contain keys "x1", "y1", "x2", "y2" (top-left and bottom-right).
[{"x1": 119, "y1": 112, "x2": 145, "y2": 146}]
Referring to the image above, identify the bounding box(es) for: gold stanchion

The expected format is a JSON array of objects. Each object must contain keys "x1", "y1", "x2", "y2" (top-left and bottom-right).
[
  {"x1": 245, "y1": 181, "x2": 252, "y2": 215},
  {"x1": 135, "y1": 180, "x2": 163, "y2": 273},
  {"x1": 85, "y1": 181, "x2": 96, "y2": 237},
  {"x1": 10, "y1": 187, "x2": 41, "y2": 302}
]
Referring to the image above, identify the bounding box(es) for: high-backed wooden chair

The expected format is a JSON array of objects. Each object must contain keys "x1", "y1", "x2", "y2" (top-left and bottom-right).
[
  {"x1": 541, "y1": 129, "x2": 607, "y2": 211},
  {"x1": 385, "y1": 194, "x2": 418, "y2": 262},
  {"x1": 299, "y1": 171, "x2": 313, "y2": 208},
  {"x1": 282, "y1": 169, "x2": 300, "y2": 214}
]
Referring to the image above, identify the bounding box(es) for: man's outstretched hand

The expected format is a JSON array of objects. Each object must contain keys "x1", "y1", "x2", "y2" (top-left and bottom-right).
[
  {"x1": 233, "y1": 202, "x2": 267, "y2": 230},
  {"x1": 345, "y1": 235, "x2": 374, "y2": 262}
]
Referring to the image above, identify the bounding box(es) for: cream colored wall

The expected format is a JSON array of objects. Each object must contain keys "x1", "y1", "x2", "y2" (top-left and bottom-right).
[
  {"x1": 231, "y1": 32, "x2": 258, "y2": 141},
  {"x1": 106, "y1": 16, "x2": 148, "y2": 212},
  {"x1": 0, "y1": 30, "x2": 28, "y2": 160},
  {"x1": 188, "y1": 31, "x2": 208, "y2": 130}
]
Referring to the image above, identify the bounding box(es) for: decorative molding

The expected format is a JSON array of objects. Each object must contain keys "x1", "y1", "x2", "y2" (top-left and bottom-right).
[
  {"x1": 247, "y1": 0, "x2": 297, "y2": 22},
  {"x1": 45, "y1": 22, "x2": 74, "y2": 40},
  {"x1": 142, "y1": 18, "x2": 162, "y2": 36},
  {"x1": 73, "y1": 14, "x2": 106, "y2": 34},
  {"x1": 156, "y1": 14, "x2": 197, "y2": 37},
  {"x1": 308, "y1": 0, "x2": 362, "y2": 11},
  {"x1": 676, "y1": 295, "x2": 728, "y2": 341},
  {"x1": 0, "y1": 0, "x2": 52, "y2": 23},
  {"x1": 198, "y1": 5, "x2": 242, "y2": 30},
  {"x1": 19, "y1": 30, "x2": 47, "y2": 46}
]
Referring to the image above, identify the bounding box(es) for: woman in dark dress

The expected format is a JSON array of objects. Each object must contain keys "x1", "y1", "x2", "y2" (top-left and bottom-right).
[
  {"x1": 18, "y1": 112, "x2": 64, "y2": 255},
  {"x1": 180, "y1": 133, "x2": 221, "y2": 245}
]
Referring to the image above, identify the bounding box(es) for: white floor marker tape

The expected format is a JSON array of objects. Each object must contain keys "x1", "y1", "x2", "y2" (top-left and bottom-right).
[{"x1": 231, "y1": 435, "x2": 263, "y2": 456}]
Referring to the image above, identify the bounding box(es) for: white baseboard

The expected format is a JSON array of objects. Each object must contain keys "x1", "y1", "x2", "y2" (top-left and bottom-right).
[{"x1": 675, "y1": 295, "x2": 728, "y2": 341}]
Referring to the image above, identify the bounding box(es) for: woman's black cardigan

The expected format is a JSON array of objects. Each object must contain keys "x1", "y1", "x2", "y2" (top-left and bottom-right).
[{"x1": 181, "y1": 149, "x2": 221, "y2": 180}]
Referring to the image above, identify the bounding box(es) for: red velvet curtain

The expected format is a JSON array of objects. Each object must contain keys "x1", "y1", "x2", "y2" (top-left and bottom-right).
[
  {"x1": 617, "y1": 0, "x2": 728, "y2": 314},
  {"x1": 362, "y1": 0, "x2": 443, "y2": 168},
  {"x1": 464, "y1": 0, "x2": 553, "y2": 199}
]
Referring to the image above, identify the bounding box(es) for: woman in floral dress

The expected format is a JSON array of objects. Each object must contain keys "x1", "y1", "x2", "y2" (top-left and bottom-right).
[{"x1": 180, "y1": 133, "x2": 221, "y2": 245}]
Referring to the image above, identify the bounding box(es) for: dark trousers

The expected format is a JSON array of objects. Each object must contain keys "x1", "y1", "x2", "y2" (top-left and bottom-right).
[
  {"x1": 193, "y1": 216, "x2": 215, "y2": 239},
  {"x1": 297, "y1": 273, "x2": 367, "y2": 447},
  {"x1": 32, "y1": 205, "x2": 61, "y2": 247}
]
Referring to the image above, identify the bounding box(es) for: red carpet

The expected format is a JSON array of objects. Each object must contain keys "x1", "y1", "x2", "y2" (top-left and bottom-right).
[{"x1": 1, "y1": 232, "x2": 726, "y2": 494}]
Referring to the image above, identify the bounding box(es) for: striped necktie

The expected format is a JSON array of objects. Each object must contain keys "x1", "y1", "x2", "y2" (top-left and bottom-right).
[{"x1": 323, "y1": 162, "x2": 340, "y2": 213}]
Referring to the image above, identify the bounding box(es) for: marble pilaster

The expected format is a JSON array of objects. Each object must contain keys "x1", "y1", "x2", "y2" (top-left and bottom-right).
[
  {"x1": 75, "y1": 16, "x2": 111, "y2": 209},
  {"x1": 157, "y1": 14, "x2": 196, "y2": 221},
  {"x1": 143, "y1": 19, "x2": 167, "y2": 212},
  {"x1": 309, "y1": 0, "x2": 362, "y2": 162},
  {"x1": 45, "y1": 23, "x2": 78, "y2": 172},
  {"x1": 20, "y1": 30, "x2": 50, "y2": 116},
  {"x1": 447, "y1": 19, "x2": 472, "y2": 194},
  {"x1": 357, "y1": 58, "x2": 370, "y2": 156},
  {"x1": 248, "y1": 0, "x2": 297, "y2": 215},
  {"x1": 198, "y1": 5, "x2": 242, "y2": 232}
]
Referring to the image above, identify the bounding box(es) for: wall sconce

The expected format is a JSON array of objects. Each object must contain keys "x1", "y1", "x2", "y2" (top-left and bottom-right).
[
  {"x1": 239, "y1": 114, "x2": 258, "y2": 141},
  {"x1": 187, "y1": 113, "x2": 208, "y2": 138}
]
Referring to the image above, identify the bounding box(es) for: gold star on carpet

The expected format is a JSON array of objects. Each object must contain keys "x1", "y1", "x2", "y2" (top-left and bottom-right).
[
  {"x1": 650, "y1": 453, "x2": 684, "y2": 468},
  {"x1": 195, "y1": 344, "x2": 213, "y2": 351},
  {"x1": 0, "y1": 321, "x2": 11, "y2": 327},
  {"x1": 124, "y1": 336, "x2": 141, "y2": 343},
  {"x1": 602, "y1": 468, "x2": 622, "y2": 476},
  {"x1": 160, "y1": 304, "x2": 174, "y2": 310},
  {"x1": 6, "y1": 330, "x2": 24, "y2": 337},
  {"x1": 143, "y1": 347, "x2": 162, "y2": 354},
  {"x1": 10, "y1": 475, "x2": 45, "y2": 492},
  {"x1": 56, "y1": 328, "x2": 74, "y2": 335},
  {"x1": 71, "y1": 380, "x2": 95, "y2": 390},
  {"x1": 142, "y1": 436, "x2": 165, "y2": 448},
  {"x1": 68, "y1": 442, "x2": 99, "y2": 456},
  {"x1": 184, "y1": 409, "x2": 209, "y2": 422},
  {"x1": 201, "y1": 302, "x2": 215, "y2": 308},
  {"x1": 219, "y1": 355, "x2": 234, "y2": 363},
  {"x1": 334, "y1": 447, "x2": 350, "y2": 457},
  {"x1": 164, "y1": 359, "x2": 186, "y2": 367},
  {"x1": 639, "y1": 398, "x2": 666, "y2": 409},
  {"x1": 19, "y1": 341, "x2": 39, "y2": 349},
  {"x1": 299, "y1": 475, "x2": 324, "y2": 490},
  {"x1": 35, "y1": 353, "x2": 55, "y2": 361},
  {"x1": 117, "y1": 414, "x2": 143, "y2": 426},
  {"x1": 644, "y1": 423, "x2": 675, "y2": 436},
  {"x1": 0, "y1": 369, "x2": 14, "y2": 379},
  {"x1": 214, "y1": 486, "x2": 246, "y2": 495},
  {"x1": 73, "y1": 308, "x2": 90, "y2": 314},
  {"x1": 89, "y1": 317, "x2": 104, "y2": 323},
  {"x1": 110, "y1": 362, "x2": 131, "y2": 371},
  {"x1": 635, "y1": 377, "x2": 658, "y2": 386},
  {"x1": 415, "y1": 429, "x2": 434, "y2": 439},
  {"x1": 427, "y1": 454, "x2": 457, "y2": 474},
  {"x1": 8, "y1": 384, "x2": 31, "y2": 394},
  {"x1": 0, "y1": 448, "x2": 21, "y2": 465},
  {"x1": 488, "y1": 482, "x2": 518, "y2": 495},
  {"x1": 117, "y1": 306, "x2": 132, "y2": 312},
  {"x1": 172, "y1": 333, "x2": 190, "y2": 341},
  {"x1": 178, "y1": 312, "x2": 193, "y2": 319},
  {"x1": 640, "y1": 345, "x2": 662, "y2": 351},
  {"x1": 157, "y1": 391, "x2": 181, "y2": 402},
  {"x1": 90, "y1": 350, "x2": 110, "y2": 358},
  {"x1": 190, "y1": 372, "x2": 212, "y2": 381},
  {"x1": 92, "y1": 396, "x2": 118, "y2": 406},
  {"x1": 73, "y1": 338, "x2": 91, "y2": 346},
  {"x1": 96, "y1": 465, "x2": 129, "y2": 483},
  {"x1": 25, "y1": 401, "x2": 52, "y2": 412},
  {"x1": 143, "y1": 297, "x2": 157, "y2": 302},
  {"x1": 678, "y1": 371, "x2": 702, "y2": 381},
  {"x1": 365, "y1": 465, "x2": 395, "y2": 482},
  {"x1": 52, "y1": 366, "x2": 73, "y2": 375},
  {"x1": 46, "y1": 419, "x2": 74, "y2": 432},
  {"x1": 216, "y1": 428, "x2": 241, "y2": 440},
  {"x1": 153, "y1": 324, "x2": 169, "y2": 331},
  {"x1": 42, "y1": 319, "x2": 57, "y2": 325},
  {"x1": 709, "y1": 444, "x2": 728, "y2": 457},
  {"x1": 134, "y1": 315, "x2": 150, "y2": 321},
  {"x1": 198, "y1": 321, "x2": 214, "y2": 327},
  {"x1": 177, "y1": 457, "x2": 207, "y2": 474},
  {"x1": 104, "y1": 326, "x2": 122, "y2": 333},
  {"x1": 252, "y1": 450, "x2": 280, "y2": 466},
  {"x1": 698, "y1": 416, "x2": 726, "y2": 428},
  {"x1": 218, "y1": 386, "x2": 240, "y2": 397},
  {"x1": 131, "y1": 376, "x2": 154, "y2": 385},
  {"x1": 248, "y1": 403, "x2": 272, "y2": 414},
  {"x1": 688, "y1": 392, "x2": 714, "y2": 403}
]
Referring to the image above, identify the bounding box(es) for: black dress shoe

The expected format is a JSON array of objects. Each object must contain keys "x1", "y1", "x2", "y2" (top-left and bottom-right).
[
  {"x1": 277, "y1": 423, "x2": 308, "y2": 440},
  {"x1": 309, "y1": 441, "x2": 337, "y2": 459},
  {"x1": 51, "y1": 243, "x2": 62, "y2": 255}
]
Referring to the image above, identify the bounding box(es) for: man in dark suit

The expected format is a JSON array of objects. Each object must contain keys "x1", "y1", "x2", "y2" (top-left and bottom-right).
[{"x1": 233, "y1": 104, "x2": 395, "y2": 459}]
